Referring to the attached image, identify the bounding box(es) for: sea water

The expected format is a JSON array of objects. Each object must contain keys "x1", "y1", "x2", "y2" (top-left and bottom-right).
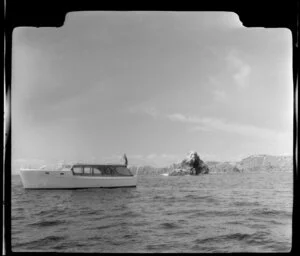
[{"x1": 11, "y1": 171, "x2": 293, "y2": 252}]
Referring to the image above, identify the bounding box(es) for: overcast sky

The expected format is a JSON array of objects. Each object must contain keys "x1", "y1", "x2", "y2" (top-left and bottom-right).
[{"x1": 12, "y1": 11, "x2": 293, "y2": 167}]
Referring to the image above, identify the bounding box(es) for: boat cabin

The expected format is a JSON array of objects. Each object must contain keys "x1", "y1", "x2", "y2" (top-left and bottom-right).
[{"x1": 71, "y1": 164, "x2": 134, "y2": 177}]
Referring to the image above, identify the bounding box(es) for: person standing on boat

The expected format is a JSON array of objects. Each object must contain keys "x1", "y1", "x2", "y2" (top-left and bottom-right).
[{"x1": 123, "y1": 154, "x2": 128, "y2": 167}]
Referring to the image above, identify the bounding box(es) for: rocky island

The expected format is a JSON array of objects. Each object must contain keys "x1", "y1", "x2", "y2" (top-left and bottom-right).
[{"x1": 169, "y1": 151, "x2": 209, "y2": 176}]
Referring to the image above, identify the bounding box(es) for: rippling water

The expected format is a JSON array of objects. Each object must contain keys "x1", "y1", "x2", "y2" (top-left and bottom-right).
[{"x1": 12, "y1": 171, "x2": 292, "y2": 252}]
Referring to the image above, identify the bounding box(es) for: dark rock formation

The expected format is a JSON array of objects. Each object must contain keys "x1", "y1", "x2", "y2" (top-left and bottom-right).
[
  {"x1": 169, "y1": 168, "x2": 190, "y2": 176},
  {"x1": 169, "y1": 151, "x2": 209, "y2": 176}
]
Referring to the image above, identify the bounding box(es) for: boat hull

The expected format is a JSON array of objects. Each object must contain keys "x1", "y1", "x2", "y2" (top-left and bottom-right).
[{"x1": 19, "y1": 169, "x2": 137, "y2": 189}]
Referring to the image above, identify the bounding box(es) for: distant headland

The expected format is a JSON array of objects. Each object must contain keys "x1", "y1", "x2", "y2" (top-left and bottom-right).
[{"x1": 129, "y1": 153, "x2": 293, "y2": 176}]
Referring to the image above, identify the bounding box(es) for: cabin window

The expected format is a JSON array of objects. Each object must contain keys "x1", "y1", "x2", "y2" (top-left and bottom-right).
[
  {"x1": 93, "y1": 168, "x2": 103, "y2": 176},
  {"x1": 115, "y1": 167, "x2": 133, "y2": 176},
  {"x1": 73, "y1": 167, "x2": 83, "y2": 174},
  {"x1": 72, "y1": 166, "x2": 133, "y2": 176},
  {"x1": 45, "y1": 172, "x2": 49, "y2": 174},
  {"x1": 60, "y1": 173, "x2": 64, "y2": 175},
  {"x1": 103, "y1": 167, "x2": 115, "y2": 176},
  {"x1": 84, "y1": 167, "x2": 92, "y2": 175}
]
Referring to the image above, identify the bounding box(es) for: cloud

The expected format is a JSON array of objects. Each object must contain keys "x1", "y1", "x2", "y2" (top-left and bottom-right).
[
  {"x1": 128, "y1": 153, "x2": 181, "y2": 166},
  {"x1": 127, "y1": 104, "x2": 159, "y2": 118},
  {"x1": 144, "y1": 153, "x2": 181, "y2": 166},
  {"x1": 212, "y1": 89, "x2": 227, "y2": 102},
  {"x1": 168, "y1": 113, "x2": 188, "y2": 122},
  {"x1": 208, "y1": 76, "x2": 221, "y2": 87},
  {"x1": 144, "y1": 153, "x2": 179, "y2": 160},
  {"x1": 199, "y1": 153, "x2": 218, "y2": 161},
  {"x1": 188, "y1": 126, "x2": 212, "y2": 132},
  {"x1": 167, "y1": 112, "x2": 288, "y2": 140},
  {"x1": 168, "y1": 113, "x2": 215, "y2": 125},
  {"x1": 226, "y1": 50, "x2": 251, "y2": 88},
  {"x1": 143, "y1": 107, "x2": 158, "y2": 118},
  {"x1": 161, "y1": 153, "x2": 178, "y2": 159},
  {"x1": 13, "y1": 158, "x2": 46, "y2": 165},
  {"x1": 233, "y1": 64, "x2": 251, "y2": 88},
  {"x1": 129, "y1": 154, "x2": 143, "y2": 159},
  {"x1": 146, "y1": 153, "x2": 157, "y2": 159}
]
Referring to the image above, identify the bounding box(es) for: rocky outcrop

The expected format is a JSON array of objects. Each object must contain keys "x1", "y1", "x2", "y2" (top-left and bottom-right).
[
  {"x1": 169, "y1": 151, "x2": 209, "y2": 176},
  {"x1": 238, "y1": 154, "x2": 292, "y2": 172},
  {"x1": 206, "y1": 155, "x2": 292, "y2": 173},
  {"x1": 168, "y1": 168, "x2": 191, "y2": 176},
  {"x1": 206, "y1": 162, "x2": 242, "y2": 173}
]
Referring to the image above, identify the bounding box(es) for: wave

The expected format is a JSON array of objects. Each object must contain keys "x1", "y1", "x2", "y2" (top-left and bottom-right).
[
  {"x1": 251, "y1": 208, "x2": 292, "y2": 218},
  {"x1": 11, "y1": 171, "x2": 292, "y2": 252},
  {"x1": 14, "y1": 235, "x2": 65, "y2": 249},
  {"x1": 28, "y1": 219, "x2": 68, "y2": 227},
  {"x1": 184, "y1": 194, "x2": 212, "y2": 200},
  {"x1": 94, "y1": 223, "x2": 120, "y2": 230},
  {"x1": 195, "y1": 233, "x2": 252, "y2": 244},
  {"x1": 159, "y1": 222, "x2": 181, "y2": 229},
  {"x1": 198, "y1": 210, "x2": 243, "y2": 217},
  {"x1": 195, "y1": 230, "x2": 274, "y2": 247},
  {"x1": 231, "y1": 201, "x2": 261, "y2": 207}
]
